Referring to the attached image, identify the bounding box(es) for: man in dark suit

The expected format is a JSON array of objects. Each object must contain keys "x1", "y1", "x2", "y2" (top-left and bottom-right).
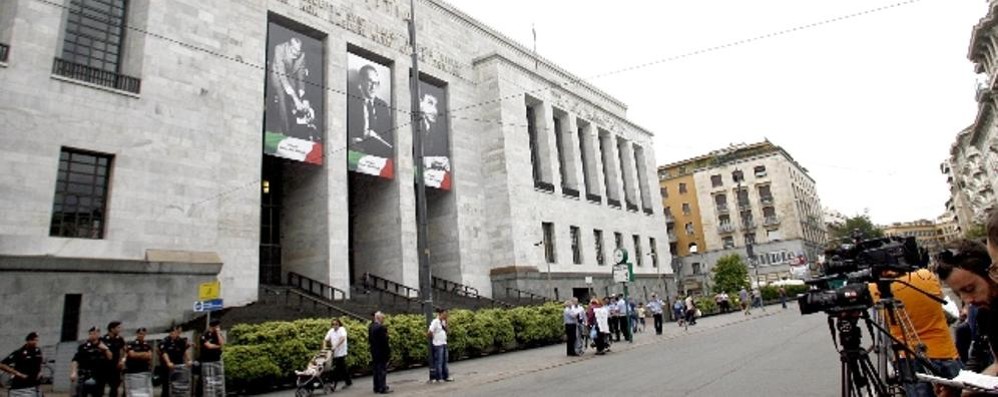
[
  {"x1": 368, "y1": 311, "x2": 392, "y2": 394},
  {"x1": 347, "y1": 64, "x2": 393, "y2": 160}
]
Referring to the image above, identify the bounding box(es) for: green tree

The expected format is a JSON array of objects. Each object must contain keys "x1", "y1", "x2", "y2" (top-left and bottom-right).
[
  {"x1": 964, "y1": 223, "x2": 986, "y2": 240},
  {"x1": 712, "y1": 254, "x2": 750, "y2": 293},
  {"x1": 827, "y1": 214, "x2": 884, "y2": 244}
]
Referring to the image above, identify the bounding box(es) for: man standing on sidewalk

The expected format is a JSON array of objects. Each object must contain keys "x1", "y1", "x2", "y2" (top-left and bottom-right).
[
  {"x1": 648, "y1": 293, "x2": 664, "y2": 335},
  {"x1": 739, "y1": 287, "x2": 751, "y2": 315},
  {"x1": 200, "y1": 319, "x2": 225, "y2": 397},
  {"x1": 158, "y1": 325, "x2": 191, "y2": 397},
  {"x1": 123, "y1": 327, "x2": 154, "y2": 397},
  {"x1": 101, "y1": 321, "x2": 126, "y2": 397},
  {"x1": 563, "y1": 300, "x2": 579, "y2": 356},
  {"x1": 427, "y1": 309, "x2": 453, "y2": 383},
  {"x1": 369, "y1": 311, "x2": 391, "y2": 394}
]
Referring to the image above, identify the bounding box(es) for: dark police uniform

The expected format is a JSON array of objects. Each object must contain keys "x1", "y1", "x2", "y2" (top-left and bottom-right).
[
  {"x1": 73, "y1": 340, "x2": 107, "y2": 397},
  {"x1": 199, "y1": 330, "x2": 225, "y2": 397},
  {"x1": 100, "y1": 333, "x2": 125, "y2": 397},
  {"x1": 124, "y1": 339, "x2": 152, "y2": 374},
  {"x1": 2, "y1": 344, "x2": 43, "y2": 391},
  {"x1": 158, "y1": 336, "x2": 189, "y2": 397}
]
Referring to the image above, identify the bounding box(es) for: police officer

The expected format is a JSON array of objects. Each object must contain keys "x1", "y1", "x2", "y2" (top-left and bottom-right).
[
  {"x1": 72, "y1": 326, "x2": 113, "y2": 397},
  {"x1": 158, "y1": 325, "x2": 191, "y2": 397},
  {"x1": 0, "y1": 332, "x2": 43, "y2": 396},
  {"x1": 123, "y1": 327, "x2": 153, "y2": 396},
  {"x1": 199, "y1": 319, "x2": 225, "y2": 397},
  {"x1": 101, "y1": 321, "x2": 126, "y2": 397}
]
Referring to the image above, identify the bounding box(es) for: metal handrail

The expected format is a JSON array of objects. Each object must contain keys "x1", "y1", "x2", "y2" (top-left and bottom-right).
[
  {"x1": 285, "y1": 289, "x2": 366, "y2": 321},
  {"x1": 362, "y1": 272, "x2": 419, "y2": 301},
  {"x1": 287, "y1": 272, "x2": 348, "y2": 301},
  {"x1": 432, "y1": 276, "x2": 514, "y2": 308},
  {"x1": 505, "y1": 287, "x2": 548, "y2": 302},
  {"x1": 52, "y1": 58, "x2": 141, "y2": 93}
]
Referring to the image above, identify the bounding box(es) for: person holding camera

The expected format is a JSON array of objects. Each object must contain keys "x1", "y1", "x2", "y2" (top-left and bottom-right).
[
  {"x1": 869, "y1": 267, "x2": 962, "y2": 396},
  {"x1": 71, "y1": 326, "x2": 113, "y2": 397}
]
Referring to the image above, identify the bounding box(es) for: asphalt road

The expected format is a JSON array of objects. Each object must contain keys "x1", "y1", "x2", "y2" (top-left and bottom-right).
[{"x1": 265, "y1": 304, "x2": 848, "y2": 397}]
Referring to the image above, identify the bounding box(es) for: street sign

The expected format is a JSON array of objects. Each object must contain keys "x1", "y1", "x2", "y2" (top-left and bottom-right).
[
  {"x1": 193, "y1": 299, "x2": 223, "y2": 312},
  {"x1": 613, "y1": 264, "x2": 629, "y2": 283},
  {"x1": 198, "y1": 281, "x2": 220, "y2": 301},
  {"x1": 585, "y1": 276, "x2": 593, "y2": 285}
]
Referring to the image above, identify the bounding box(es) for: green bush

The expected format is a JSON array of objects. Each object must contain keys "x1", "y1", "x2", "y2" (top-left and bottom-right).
[
  {"x1": 694, "y1": 296, "x2": 718, "y2": 314},
  {"x1": 224, "y1": 302, "x2": 565, "y2": 390},
  {"x1": 760, "y1": 285, "x2": 809, "y2": 301}
]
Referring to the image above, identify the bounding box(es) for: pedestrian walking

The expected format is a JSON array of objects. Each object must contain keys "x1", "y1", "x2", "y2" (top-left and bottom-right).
[
  {"x1": 322, "y1": 318, "x2": 351, "y2": 391},
  {"x1": 648, "y1": 293, "x2": 664, "y2": 335},
  {"x1": 673, "y1": 296, "x2": 686, "y2": 326},
  {"x1": 123, "y1": 328, "x2": 153, "y2": 397},
  {"x1": 720, "y1": 291, "x2": 731, "y2": 313},
  {"x1": 158, "y1": 325, "x2": 191, "y2": 397},
  {"x1": 684, "y1": 295, "x2": 697, "y2": 326},
  {"x1": 368, "y1": 311, "x2": 392, "y2": 394},
  {"x1": 592, "y1": 299, "x2": 611, "y2": 355},
  {"x1": 752, "y1": 288, "x2": 765, "y2": 311},
  {"x1": 637, "y1": 303, "x2": 647, "y2": 333},
  {"x1": 1, "y1": 332, "x2": 43, "y2": 397},
  {"x1": 779, "y1": 287, "x2": 788, "y2": 309},
  {"x1": 101, "y1": 321, "x2": 126, "y2": 397},
  {"x1": 199, "y1": 319, "x2": 225, "y2": 397},
  {"x1": 72, "y1": 326, "x2": 112, "y2": 397},
  {"x1": 563, "y1": 300, "x2": 579, "y2": 356},
  {"x1": 739, "y1": 287, "x2": 751, "y2": 315},
  {"x1": 428, "y1": 308, "x2": 453, "y2": 383},
  {"x1": 615, "y1": 296, "x2": 627, "y2": 341},
  {"x1": 571, "y1": 298, "x2": 586, "y2": 355}
]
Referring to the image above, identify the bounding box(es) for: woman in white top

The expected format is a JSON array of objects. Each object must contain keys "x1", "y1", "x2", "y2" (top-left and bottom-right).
[{"x1": 322, "y1": 318, "x2": 351, "y2": 391}]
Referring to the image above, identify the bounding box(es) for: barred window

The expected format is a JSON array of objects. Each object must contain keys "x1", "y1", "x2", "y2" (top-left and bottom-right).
[
  {"x1": 50, "y1": 148, "x2": 113, "y2": 239},
  {"x1": 61, "y1": 0, "x2": 128, "y2": 73}
]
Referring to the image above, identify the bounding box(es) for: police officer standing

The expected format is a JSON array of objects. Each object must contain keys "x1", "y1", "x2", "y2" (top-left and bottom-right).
[
  {"x1": 71, "y1": 326, "x2": 113, "y2": 397},
  {"x1": 123, "y1": 328, "x2": 153, "y2": 397},
  {"x1": 199, "y1": 319, "x2": 225, "y2": 397},
  {"x1": 101, "y1": 321, "x2": 126, "y2": 396},
  {"x1": 0, "y1": 332, "x2": 43, "y2": 397},
  {"x1": 158, "y1": 325, "x2": 191, "y2": 397}
]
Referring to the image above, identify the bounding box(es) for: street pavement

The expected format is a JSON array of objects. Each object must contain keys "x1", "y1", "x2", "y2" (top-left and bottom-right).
[{"x1": 264, "y1": 303, "x2": 845, "y2": 396}]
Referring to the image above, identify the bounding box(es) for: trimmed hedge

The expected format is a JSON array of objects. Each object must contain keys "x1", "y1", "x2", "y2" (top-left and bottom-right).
[{"x1": 223, "y1": 302, "x2": 564, "y2": 392}]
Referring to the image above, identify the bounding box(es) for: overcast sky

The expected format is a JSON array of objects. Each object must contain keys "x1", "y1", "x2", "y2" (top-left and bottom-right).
[{"x1": 443, "y1": 0, "x2": 986, "y2": 225}]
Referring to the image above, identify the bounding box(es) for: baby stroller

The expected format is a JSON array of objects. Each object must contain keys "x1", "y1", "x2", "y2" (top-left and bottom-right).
[{"x1": 295, "y1": 350, "x2": 333, "y2": 397}]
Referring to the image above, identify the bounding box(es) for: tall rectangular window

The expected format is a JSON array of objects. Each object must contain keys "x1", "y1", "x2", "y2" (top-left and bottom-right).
[
  {"x1": 599, "y1": 130, "x2": 619, "y2": 203},
  {"x1": 711, "y1": 175, "x2": 723, "y2": 187},
  {"x1": 614, "y1": 232, "x2": 623, "y2": 250},
  {"x1": 594, "y1": 229, "x2": 605, "y2": 265},
  {"x1": 570, "y1": 226, "x2": 582, "y2": 264},
  {"x1": 61, "y1": 294, "x2": 82, "y2": 342},
  {"x1": 633, "y1": 234, "x2": 643, "y2": 266},
  {"x1": 51, "y1": 148, "x2": 113, "y2": 239},
  {"x1": 617, "y1": 137, "x2": 636, "y2": 207},
  {"x1": 542, "y1": 222, "x2": 556, "y2": 263},
  {"x1": 61, "y1": 0, "x2": 128, "y2": 73},
  {"x1": 527, "y1": 106, "x2": 542, "y2": 185},
  {"x1": 553, "y1": 116, "x2": 568, "y2": 187},
  {"x1": 633, "y1": 144, "x2": 653, "y2": 211},
  {"x1": 577, "y1": 122, "x2": 596, "y2": 197},
  {"x1": 679, "y1": 183, "x2": 687, "y2": 194},
  {"x1": 649, "y1": 237, "x2": 658, "y2": 267}
]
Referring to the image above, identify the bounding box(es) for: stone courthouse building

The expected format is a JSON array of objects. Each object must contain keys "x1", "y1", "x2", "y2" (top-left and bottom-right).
[{"x1": 0, "y1": 0, "x2": 670, "y2": 350}]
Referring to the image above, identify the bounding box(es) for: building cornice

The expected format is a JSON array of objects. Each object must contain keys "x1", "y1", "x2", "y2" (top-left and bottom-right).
[{"x1": 969, "y1": 2, "x2": 998, "y2": 64}]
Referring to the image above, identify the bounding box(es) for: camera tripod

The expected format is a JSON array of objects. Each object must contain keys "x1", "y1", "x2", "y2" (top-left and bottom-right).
[{"x1": 828, "y1": 277, "x2": 944, "y2": 397}]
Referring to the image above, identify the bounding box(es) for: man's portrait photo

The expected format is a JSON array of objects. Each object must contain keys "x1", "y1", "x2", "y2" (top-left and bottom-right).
[
  {"x1": 347, "y1": 53, "x2": 394, "y2": 163},
  {"x1": 418, "y1": 80, "x2": 451, "y2": 190},
  {"x1": 264, "y1": 22, "x2": 324, "y2": 146}
]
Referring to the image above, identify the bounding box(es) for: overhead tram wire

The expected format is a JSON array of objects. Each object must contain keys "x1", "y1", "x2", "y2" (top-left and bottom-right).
[
  {"x1": 28, "y1": 0, "x2": 928, "y2": 212},
  {"x1": 442, "y1": 0, "x2": 927, "y2": 117}
]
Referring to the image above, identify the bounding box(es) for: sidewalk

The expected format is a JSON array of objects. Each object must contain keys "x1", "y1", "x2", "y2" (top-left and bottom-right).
[{"x1": 262, "y1": 305, "x2": 787, "y2": 397}]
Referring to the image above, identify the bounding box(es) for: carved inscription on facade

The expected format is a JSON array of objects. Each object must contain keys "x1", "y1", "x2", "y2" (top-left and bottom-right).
[{"x1": 273, "y1": 0, "x2": 466, "y2": 79}]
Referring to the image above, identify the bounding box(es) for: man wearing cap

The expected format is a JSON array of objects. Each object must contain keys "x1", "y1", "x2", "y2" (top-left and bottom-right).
[
  {"x1": 158, "y1": 325, "x2": 191, "y2": 397},
  {"x1": 200, "y1": 319, "x2": 225, "y2": 397},
  {"x1": 1, "y1": 332, "x2": 43, "y2": 397},
  {"x1": 72, "y1": 326, "x2": 113, "y2": 397},
  {"x1": 101, "y1": 321, "x2": 126, "y2": 397},
  {"x1": 647, "y1": 293, "x2": 664, "y2": 335},
  {"x1": 123, "y1": 328, "x2": 153, "y2": 397}
]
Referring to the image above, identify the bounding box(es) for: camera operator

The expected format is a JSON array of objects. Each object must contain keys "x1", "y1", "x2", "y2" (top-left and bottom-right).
[
  {"x1": 933, "y1": 239, "x2": 998, "y2": 397},
  {"x1": 869, "y1": 267, "x2": 962, "y2": 396}
]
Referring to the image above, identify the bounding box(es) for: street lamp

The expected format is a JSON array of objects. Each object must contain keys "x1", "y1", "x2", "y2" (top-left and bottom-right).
[{"x1": 535, "y1": 240, "x2": 552, "y2": 298}]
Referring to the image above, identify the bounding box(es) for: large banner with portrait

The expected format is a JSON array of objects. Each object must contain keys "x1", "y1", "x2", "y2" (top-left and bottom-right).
[
  {"x1": 347, "y1": 52, "x2": 394, "y2": 179},
  {"x1": 263, "y1": 21, "x2": 324, "y2": 165},
  {"x1": 418, "y1": 79, "x2": 451, "y2": 190}
]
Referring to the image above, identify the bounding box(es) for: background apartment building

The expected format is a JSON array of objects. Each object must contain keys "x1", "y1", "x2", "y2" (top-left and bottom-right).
[
  {"x1": 659, "y1": 141, "x2": 826, "y2": 293},
  {"x1": 882, "y1": 219, "x2": 947, "y2": 254}
]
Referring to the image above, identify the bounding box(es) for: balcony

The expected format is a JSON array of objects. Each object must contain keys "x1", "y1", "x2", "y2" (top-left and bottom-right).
[
  {"x1": 760, "y1": 196, "x2": 774, "y2": 205},
  {"x1": 716, "y1": 203, "x2": 729, "y2": 214},
  {"x1": 737, "y1": 202, "x2": 751, "y2": 211},
  {"x1": 0, "y1": 43, "x2": 8, "y2": 63},
  {"x1": 763, "y1": 216, "x2": 781, "y2": 228},
  {"x1": 52, "y1": 57, "x2": 142, "y2": 94},
  {"x1": 740, "y1": 220, "x2": 757, "y2": 230},
  {"x1": 562, "y1": 186, "x2": 580, "y2": 198},
  {"x1": 668, "y1": 231, "x2": 678, "y2": 242},
  {"x1": 607, "y1": 198, "x2": 622, "y2": 208},
  {"x1": 664, "y1": 213, "x2": 675, "y2": 222},
  {"x1": 643, "y1": 207, "x2": 654, "y2": 215},
  {"x1": 586, "y1": 193, "x2": 602, "y2": 203},
  {"x1": 717, "y1": 223, "x2": 736, "y2": 234},
  {"x1": 626, "y1": 201, "x2": 639, "y2": 212}
]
